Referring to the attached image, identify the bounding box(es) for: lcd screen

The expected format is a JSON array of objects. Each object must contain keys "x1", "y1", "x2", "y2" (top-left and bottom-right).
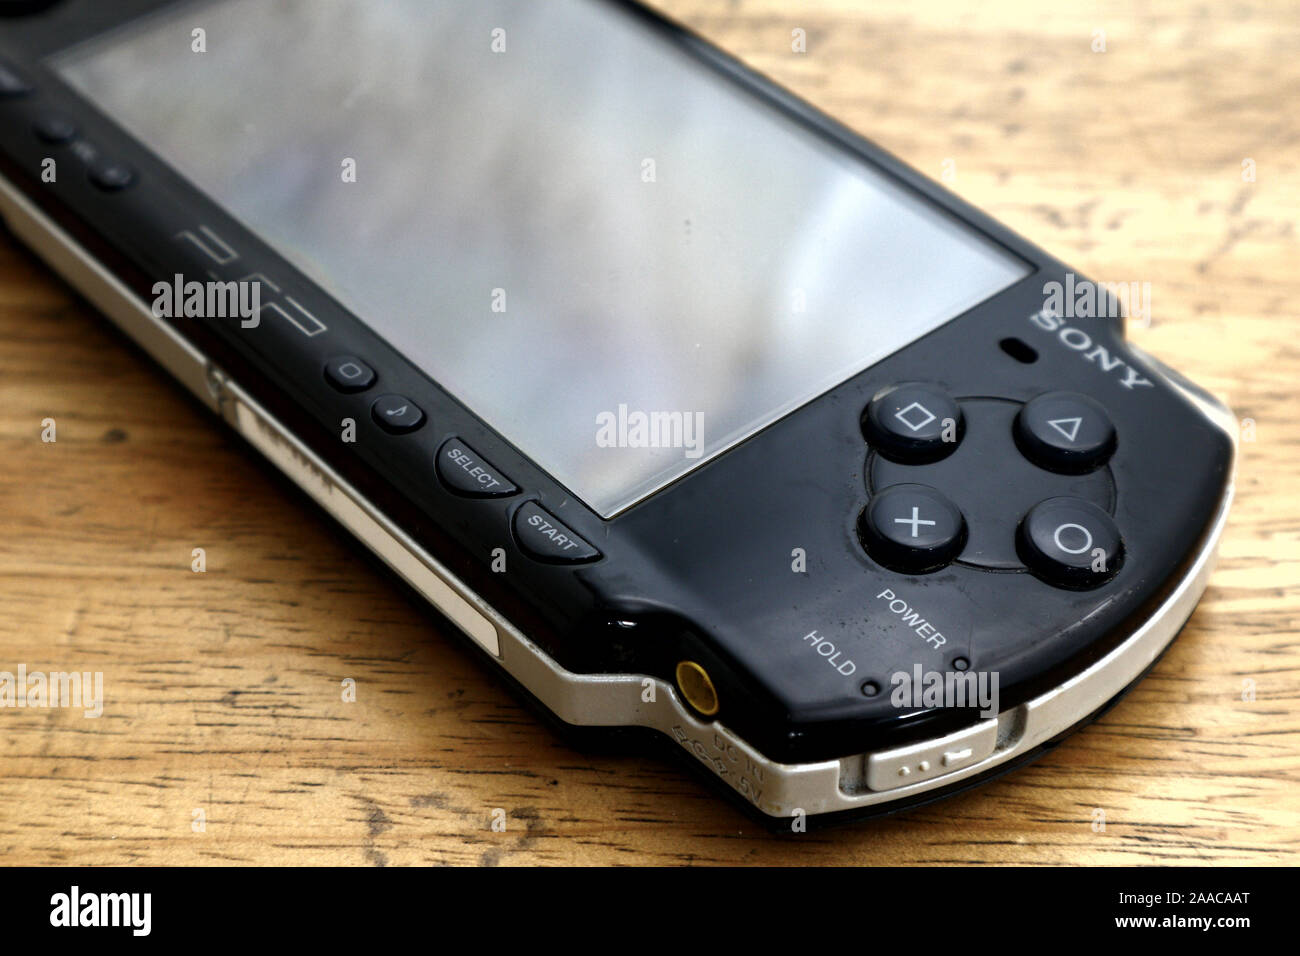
[{"x1": 55, "y1": 0, "x2": 1030, "y2": 515}]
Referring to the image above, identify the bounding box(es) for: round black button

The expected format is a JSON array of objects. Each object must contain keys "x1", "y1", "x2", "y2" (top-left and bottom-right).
[
  {"x1": 862, "y1": 383, "x2": 964, "y2": 463},
  {"x1": 370, "y1": 394, "x2": 425, "y2": 434},
  {"x1": 1017, "y1": 497, "x2": 1123, "y2": 589},
  {"x1": 323, "y1": 355, "x2": 376, "y2": 393},
  {"x1": 858, "y1": 483, "x2": 966, "y2": 573},
  {"x1": 88, "y1": 159, "x2": 135, "y2": 191},
  {"x1": 33, "y1": 114, "x2": 76, "y2": 144},
  {"x1": 1014, "y1": 391, "x2": 1115, "y2": 474}
]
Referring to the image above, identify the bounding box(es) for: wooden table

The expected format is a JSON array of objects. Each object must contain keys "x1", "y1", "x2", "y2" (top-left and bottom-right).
[{"x1": 1, "y1": 0, "x2": 1296, "y2": 865}]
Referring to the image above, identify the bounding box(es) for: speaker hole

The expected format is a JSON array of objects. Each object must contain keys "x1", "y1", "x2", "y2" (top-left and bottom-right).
[{"x1": 999, "y1": 337, "x2": 1038, "y2": 363}]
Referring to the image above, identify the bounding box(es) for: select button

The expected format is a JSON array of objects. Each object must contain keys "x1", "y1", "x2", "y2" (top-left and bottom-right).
[
  {"x1": 513, "y1": 501, "x2": 600, "y2": 563},
  {"x1": 436, "y1": 438, "x2": 517, "y2": 498}
]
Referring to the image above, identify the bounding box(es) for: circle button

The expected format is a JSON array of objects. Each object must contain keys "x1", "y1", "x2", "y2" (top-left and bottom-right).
[
  {"x1": 858, "y1": 483, "x2": 966, "y2": 573},
  {"x1": 1018, "y1": 497, "x2": 1123, "y2": 589},
  {"x1": 862, "y1": 383, "x2": 964, "y2": 463},
  {"x1": 1014, "y1": 391, "x2": 1116, "y2": 473}
]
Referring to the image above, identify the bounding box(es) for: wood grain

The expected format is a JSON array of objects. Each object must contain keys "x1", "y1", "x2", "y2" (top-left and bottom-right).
[{"x1": 1, "y1": 0, "x2": 1296, "y2": 865}]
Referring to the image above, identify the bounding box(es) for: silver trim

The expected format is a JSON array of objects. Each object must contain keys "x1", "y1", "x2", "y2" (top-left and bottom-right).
[{"x1": 0, "y1": 172, "x2": 1236, "y2": 819}]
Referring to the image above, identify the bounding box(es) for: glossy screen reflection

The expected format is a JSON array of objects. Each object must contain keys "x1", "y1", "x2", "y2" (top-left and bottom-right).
[{"x1": 56, "y1": 0, "x2": 1029, "y2": 515}]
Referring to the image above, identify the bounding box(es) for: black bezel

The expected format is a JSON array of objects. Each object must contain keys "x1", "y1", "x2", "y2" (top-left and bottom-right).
[{"x1": 0, "y1": 0, "x2": 1232, "y2": 768}]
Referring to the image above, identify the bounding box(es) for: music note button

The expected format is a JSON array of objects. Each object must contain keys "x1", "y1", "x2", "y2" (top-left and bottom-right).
[{"x1": 370, "y1": 393, "x2": 426, "y2": 434}]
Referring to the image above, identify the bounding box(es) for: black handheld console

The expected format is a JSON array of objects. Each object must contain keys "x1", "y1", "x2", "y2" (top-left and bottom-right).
[{"x1": 0, "y1": 0, "x2": 1235, "y2": 824}]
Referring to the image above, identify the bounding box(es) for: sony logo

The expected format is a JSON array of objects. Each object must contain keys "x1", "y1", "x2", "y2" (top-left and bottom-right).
[{"x1": 1027, "y1": 308, "x2": 1153, "y2": 390}]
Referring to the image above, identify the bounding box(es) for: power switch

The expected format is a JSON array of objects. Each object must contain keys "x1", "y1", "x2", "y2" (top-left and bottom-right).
[{"x1": 865, "y1": 719, "x2": 998, "y2": 792}]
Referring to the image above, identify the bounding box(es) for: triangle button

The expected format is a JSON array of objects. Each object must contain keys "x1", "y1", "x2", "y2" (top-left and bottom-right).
[{"x1": 1047, "y1": 416, "x2": 1083, "y2": 443}]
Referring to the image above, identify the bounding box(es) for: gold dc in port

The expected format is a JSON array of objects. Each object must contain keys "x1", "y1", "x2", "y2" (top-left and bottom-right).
[{"x1": 675, "y1": 660, "x2": 719, "y2": 716}]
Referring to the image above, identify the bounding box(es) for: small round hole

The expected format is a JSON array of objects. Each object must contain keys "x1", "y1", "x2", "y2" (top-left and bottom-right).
[{"x1": 999, "y1": 337, "x2": 1038, "y2": 363}]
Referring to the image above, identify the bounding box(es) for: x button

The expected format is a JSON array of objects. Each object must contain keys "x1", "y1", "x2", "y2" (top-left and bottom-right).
[
  {"x1": 859, "y1": 483, "x2": 966, "y2": 573},
  {"x1": 894, "y1": 505, "x2": 937, "y2": 538}
]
